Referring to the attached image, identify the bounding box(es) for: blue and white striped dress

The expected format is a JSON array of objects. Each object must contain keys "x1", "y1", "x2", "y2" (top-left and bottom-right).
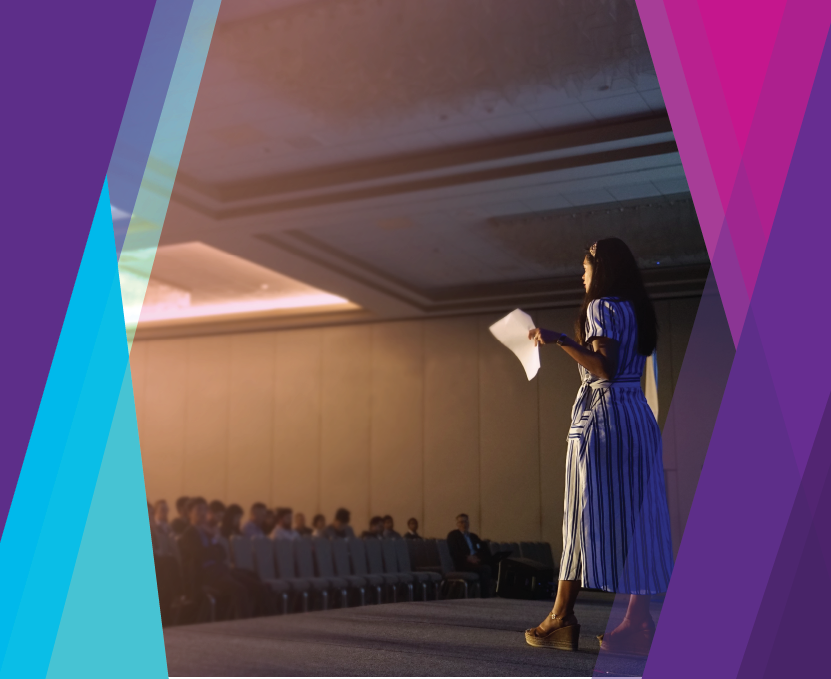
[{"x1": 560, "y1": 297, "x2": 674, "y2": 594}]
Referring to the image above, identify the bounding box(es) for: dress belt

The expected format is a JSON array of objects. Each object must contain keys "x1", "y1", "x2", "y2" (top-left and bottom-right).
[{"x1": 585, "y1": 378, "x2": 642, "y2": 390}]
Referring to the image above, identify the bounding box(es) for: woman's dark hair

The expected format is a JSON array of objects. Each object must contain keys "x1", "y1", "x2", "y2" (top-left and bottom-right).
[
  {"x1": 312, "y1": 513, "x2": 326, "y2": 528},
  {"x1": 221, "y1": 504, "x2": 244, "y2": 538},
  {"x1": 576, "y1": 238, "x2": 657, "y2": 355}
]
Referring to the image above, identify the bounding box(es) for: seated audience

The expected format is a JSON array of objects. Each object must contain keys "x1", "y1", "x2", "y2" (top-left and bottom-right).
[
  {"x1": 170, "y1": 496, "x2": 190, "y2": 535},
  {"x1": 207, "y1": 500, "x2": 226, "y2": 535},
  {"x1": 446, "y1": 513, "x2": 496, "y2": 598},
  {"x1": 361, "y1": 515, "x2": 385, "y2": 539},
  {"x1": 149, "y1": 501, "x2": 183, "y2": 627},
  {"x1": 221, "y1": 504, "x2": 244, "y2": 539},
  {"x1": 271, "y1": 507, "x2": 300, "y2": 540},
  {"x1": 153, "y1": 499, "x2": 173, "y2": 535},
  {"x1": 241, "y1": 502, "x2": 267, "y2": 538},
  {"x1": 382, "y1": 515, "x2": 401, "y2": 539},
  {"x1": 294, "y1": 512, "x2": 313, "y2": 537},
  {"x1": 312, "y1": 514, "x2": 327, "y2": 538},
  {"x1": 404, "y1": 517, "x2": 422, "y2": 540},
  {"x1": 178, "y1": 497, "x2": 252, "y2": 619},
  {"x1": 324, "y1": 508, "x2": 356, "y2": 539}
]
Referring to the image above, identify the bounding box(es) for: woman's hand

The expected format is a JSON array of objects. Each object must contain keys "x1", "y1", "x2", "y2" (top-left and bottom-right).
[{"x1": 529, "y1": 328, "x2": 561, "y2": 346}]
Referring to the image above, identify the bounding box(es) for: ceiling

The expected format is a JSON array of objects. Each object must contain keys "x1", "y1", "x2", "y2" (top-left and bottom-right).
[{"x1": 136, "y1": 0, "x2": 707, "y2": 339}]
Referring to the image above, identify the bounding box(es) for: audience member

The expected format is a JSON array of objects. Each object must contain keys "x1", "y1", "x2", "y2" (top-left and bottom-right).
[
  {"x1": 446, "y1": 513, "x2": 494, "y2": 598},
  {"x1": 404, "y1": 517, "x2": 422, "y2": 540},
  {"x1": 324, "y1": 508, "x2": 356, "y2": 539},
  {"x1": 294, "y1": 512, "x2": 313, "y2": 537},
  {"x1": 262, "y1": 508, "x2": 277, "y2": 536},
  {"x1": 312, "y1": 514, "x2": 327, "y2": 538},
  {"x1": 361, "y1": 516, "x2": 384, "y2": 539},
  {"x1": 178, "y1": 497, "x2": 252, "y2": 619},
  {"x1": 207, "y1": 500, "x2": 226, "y2": 535},
  {"x1": 382, "y1": 515, "x2": 401, "y2": 539},
  {"x1": 170, "y1": 496, "x2": 190, "y2": 535},
  {"x1": 221, "y1": 504, "x2": 244, "y2": 539},
  {"x1": 271, "y1": 507, "x2": 300, "y2": 540},
  {"x1": 153, "y1": 499, "x2": 173, "y2": 535},
  {"x1": 242, "y1": 502, "x2": 267, "y2": 538}
]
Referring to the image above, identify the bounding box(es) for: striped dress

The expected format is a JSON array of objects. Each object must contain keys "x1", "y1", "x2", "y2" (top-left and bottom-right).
[{"x1": 559, "y1": 297, "x2": 674, "y2": 594}]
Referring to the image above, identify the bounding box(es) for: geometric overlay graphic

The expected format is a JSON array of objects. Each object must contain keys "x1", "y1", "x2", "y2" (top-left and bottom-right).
[
  {"x1": 118, "y1": 0, "x2": 221, "y2": 351},
  {"x1": 0, "y1": 2, "x2": 218, "y2": 677},
  {"x1": 636, "y1": 2, "x2": 831, "y2": 677}
]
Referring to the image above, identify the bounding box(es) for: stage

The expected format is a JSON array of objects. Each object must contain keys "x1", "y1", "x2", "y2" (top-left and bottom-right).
[{"x1": 164, "y1": 592, "x2": 653, "y2": 677}]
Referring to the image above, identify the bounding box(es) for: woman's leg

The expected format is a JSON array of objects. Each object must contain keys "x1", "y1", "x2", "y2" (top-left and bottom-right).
[{"x1": 532, "y1": 579, "x2": 581, "y2": 634}]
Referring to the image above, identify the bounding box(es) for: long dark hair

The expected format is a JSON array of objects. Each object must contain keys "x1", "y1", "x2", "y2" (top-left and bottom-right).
[
  {"x1": 221, "y1": 504, "x2": 244, "y2": 538},
  {"x1": 575, "y1": 238, "x2": 657, "y2": 355}
]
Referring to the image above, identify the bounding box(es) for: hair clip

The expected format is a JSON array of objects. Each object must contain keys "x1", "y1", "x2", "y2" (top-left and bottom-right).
[{"x1": 589, "y1": 242, "x2": 597, "y2": 256}]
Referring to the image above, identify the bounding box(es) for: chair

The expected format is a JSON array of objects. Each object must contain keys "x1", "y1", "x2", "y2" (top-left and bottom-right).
[
  {"x1": 360, "y1": 538, "x2": 400, "y2": 603},
  {"x1": 538, "y1": 542, "x2": 556, "y2": 570},
  {"x1": 506, "y1": 542, "x2": 521, "y2": 558},
  {"x1": 381, "y1": 539, "x2": 414, "y2": 602},
  {"x1": 293, "y1": 537, "x2": 335, "y2": 610},
  {"x1": 436, "y1": 539, "x2": 480, "y2": 599},
  {"x1": 250, "y1": 537, "x2": 290, "y2": 614},
  {"x1": 330, "y1": 539, "x2": 368, "y2": 606},
  {"x1": 345, "y1": 539, "x2": 384, "y2": 604},
  {"x1": 311, "y1": 537, "x2": 351, "y2": 608},
  {"x1": 395, "y1": 538, "x2": 441, "y2": 600},
  {"x1": 520, "y1": 541, "x2": 543, "y2": 564},
  {"x1": 230, "y1": 535, "x2": 256, "y2": 571},
  {"x1": 272, "y1": 539, "x2": 311, "y2": 612}
]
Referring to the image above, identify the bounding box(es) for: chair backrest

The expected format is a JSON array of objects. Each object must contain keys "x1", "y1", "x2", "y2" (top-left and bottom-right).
[
  {"x1": 422, "y1": 539, "x2": 442, "y2": 570},
  {"x1": 519, "y1": 541, "x2": 540, "y2": 562},
  {"x1": 507, "y1": 542, "x2": 521, "y2": 557},
  {"x1": 436, "y1": 539, "x2": 456, "y2": 574},
  {"x1": 217, "y1": 535, "x2": 232, "y2": 567},
  {"x1": 313, "y1": 537, "x2": 336, "y2": 578},
  {"x1": 395, "y1": 538, "x2": 413, "y2": 572},
  {"x1": 230, "y1": 535, "x2": 255, "y2": 571},
  {"x1": 347, "y1": 538, "x2": 369, "y2": 576},
  {"x1": 274, "y1": 538, "x2": 297, "y2": 579},
  {"x1": 538, "y1": 542, "x2": 555, "y2": 568},
  {"x1": 488, "y1": 541, "x2": 501, "y2": 556},
  {"x1": 406, "y1": 539, "x2": 424, "y2": 568},
  {"x1": 251, "y1": 537, "x2": 277, "y2": 580},
  {"x1": 381, "y1": 539, "x2": 401, "y2": 573},
  {"x1": 363, "y1": 538, "x2": 385, "y2": 575},
  {"x1": 294, "y1": 537, "x2": 317, "y2": 578},
  {"x1": 331, "y1": 539, "x2": 353, "y2": 577}
]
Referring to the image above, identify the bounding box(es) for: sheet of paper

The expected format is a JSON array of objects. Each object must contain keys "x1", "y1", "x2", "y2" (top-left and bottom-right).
[{"x1": 488, "y1": 309, "x2": 540, "y2": 380}]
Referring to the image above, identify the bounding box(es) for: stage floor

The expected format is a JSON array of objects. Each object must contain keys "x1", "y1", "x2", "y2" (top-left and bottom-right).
[{"x1": 164, "y1": 592, "x2": 654, "y2": 677}]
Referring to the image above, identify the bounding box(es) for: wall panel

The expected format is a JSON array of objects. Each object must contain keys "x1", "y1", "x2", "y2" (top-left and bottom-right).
[
  {"x1": 272, "y1": 329, "x2": 322, "y2": 517},
  {"x1": 423, "y1": 317, "x2": 480, "y2": 540},
  {"x1": 320, "y1": 325, "x2": 372, "y2": 532},
  {"x1": 369, "y1": 321, "x2": 424, "y2": 534},
  {"x1": 227, "y1": 332, "x2": 274, "y2": 509}
]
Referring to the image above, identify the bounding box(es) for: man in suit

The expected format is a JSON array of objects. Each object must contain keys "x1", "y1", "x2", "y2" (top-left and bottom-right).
[{"x1": 446, "y1": 513, "x2": 494, "y2": 598}]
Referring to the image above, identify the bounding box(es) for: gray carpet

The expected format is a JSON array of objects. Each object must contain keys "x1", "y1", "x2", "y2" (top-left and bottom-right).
[{"x1": 164, "y1": 593, "x2": 653, "y2": 677}]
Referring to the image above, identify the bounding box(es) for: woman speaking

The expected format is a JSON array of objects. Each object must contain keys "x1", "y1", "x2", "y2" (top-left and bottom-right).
[{"x1": 524, "y1": 238, "x2": 674, "y2": 654}]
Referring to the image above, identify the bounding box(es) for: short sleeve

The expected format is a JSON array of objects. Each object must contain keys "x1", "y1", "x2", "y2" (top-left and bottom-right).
[{"x1": 585, "y1": 298, "x2": 621, "y2": 342}]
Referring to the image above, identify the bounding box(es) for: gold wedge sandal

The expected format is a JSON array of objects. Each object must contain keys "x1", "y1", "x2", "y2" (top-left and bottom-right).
[{"x1": 525, "y1": 613, "x2": 581, "y2": 651}]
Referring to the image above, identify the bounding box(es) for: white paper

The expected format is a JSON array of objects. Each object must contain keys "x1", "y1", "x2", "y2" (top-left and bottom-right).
[{"x1": 489, "y1": 309, "x2": 540, "y2": 380}]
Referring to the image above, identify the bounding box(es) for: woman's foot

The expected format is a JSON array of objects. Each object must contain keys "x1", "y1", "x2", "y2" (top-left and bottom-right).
[
  {"x1": 598, "y1": 616, "x2": 655, "y2": 655},
  {"x1": 528, "y1": 610, "x2": 578, "y2": 637}
]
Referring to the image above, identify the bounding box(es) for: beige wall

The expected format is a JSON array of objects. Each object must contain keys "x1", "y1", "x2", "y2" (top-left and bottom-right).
[{"x1": 133, "y1": 299, "x2": 698, "y2": 557}]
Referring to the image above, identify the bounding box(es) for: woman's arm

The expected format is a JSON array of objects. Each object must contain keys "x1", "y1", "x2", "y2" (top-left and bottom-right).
[{"x1": 529, "y1": 328, "x2": 619, "y2": 380}]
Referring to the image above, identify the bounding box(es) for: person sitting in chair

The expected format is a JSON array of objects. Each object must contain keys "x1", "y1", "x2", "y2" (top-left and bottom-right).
[{"x1": 446, "y1": 513, "x2": 496, "y2": 598}]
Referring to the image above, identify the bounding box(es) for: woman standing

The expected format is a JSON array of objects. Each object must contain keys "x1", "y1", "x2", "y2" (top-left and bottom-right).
[{"x1": 525, "y1": 238, "x2": 674, "y2": 654}]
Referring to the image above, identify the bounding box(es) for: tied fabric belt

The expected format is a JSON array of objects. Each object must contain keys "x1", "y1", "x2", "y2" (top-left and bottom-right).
[
  {"x1": 569, "y1": 377, "x2": 642, "y2": 439},
  {"x1": 586, "y1": 377, "x2": 642, "y2": 390}
]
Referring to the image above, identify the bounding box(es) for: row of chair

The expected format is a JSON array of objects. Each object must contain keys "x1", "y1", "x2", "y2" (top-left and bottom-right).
[{"x1": 488, "y1": 541, "x2": 556, "y2": 569}]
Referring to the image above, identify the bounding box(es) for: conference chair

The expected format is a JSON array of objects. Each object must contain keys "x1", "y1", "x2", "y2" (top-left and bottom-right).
[
  {"x1": 249, "y1": 537, "x2": 290, "y2": 615},
  {"x1": 381, "y1": 539, "x2": 414, "y2": 602},
  {"x1": 329, "y1": 539, "x2": 369, "y2": 606},
  {"x1": 519, "y1": 541, "x2": 544, "y2": 564},
  {"x1": 343, "y1": 539, "x2": 383, "y2": 605},
  {"x1": 394, "y1": 538, "x2": 441, "y2": 600},
  {"x1": 538, "y1": 542, "x2": 556, "y2": 570},
  {"x1": 362, "y1": 538, "x2": 401, "y2": 603},
  {"x1": 436, "y1": 539, "x2": 480, "y2": 599},
  {"x1": 293, "y1": 537, "x2": 335, "y2": 610},
  {"x1": 230, "y1": 535, "x2": 256, "y2": 571},
  {"x1": 311, "y1": 537, "x2": 351, "y2": 608},
  {"x1": 272, "y1": 539, "x2": 311, "y2": 612},
  {"x1": 507, "y1": 542, "x2": 521, "y2": 558}
]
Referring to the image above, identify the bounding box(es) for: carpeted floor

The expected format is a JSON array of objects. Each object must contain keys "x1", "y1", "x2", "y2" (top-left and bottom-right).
[{"x1": 164, "y1": 593, "x2": 653, "y2": 677}]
